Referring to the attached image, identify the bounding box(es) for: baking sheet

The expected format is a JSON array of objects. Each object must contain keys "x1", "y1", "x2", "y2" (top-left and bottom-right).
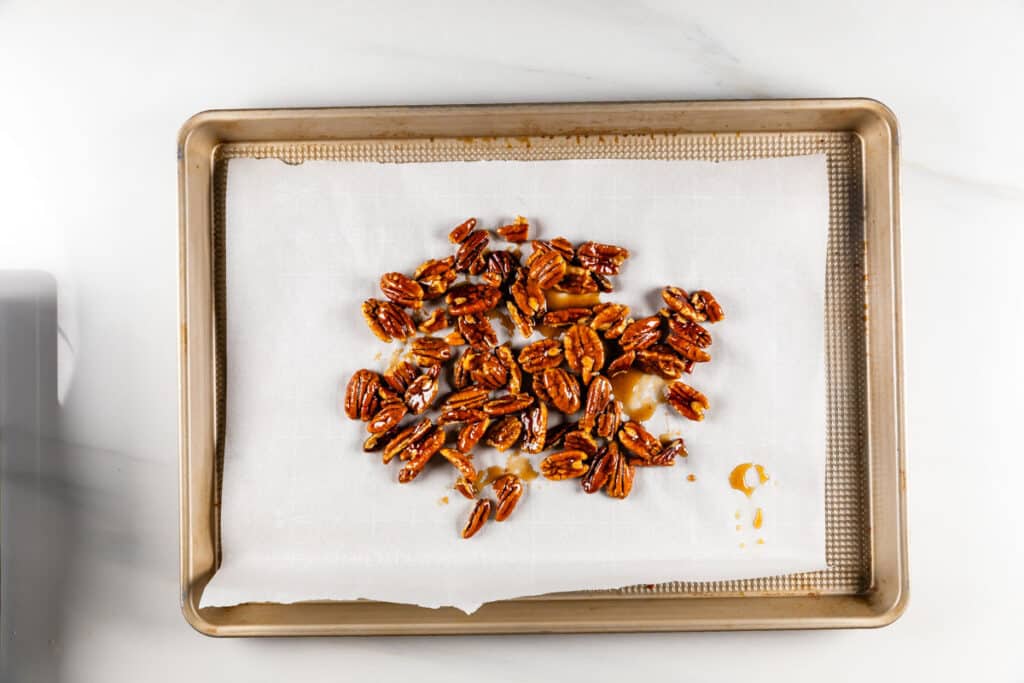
[{"x1": 200, "y1": 154, "x2": 829, "y2": 612}]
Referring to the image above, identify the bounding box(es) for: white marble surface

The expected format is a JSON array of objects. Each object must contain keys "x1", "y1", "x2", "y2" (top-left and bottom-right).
[{"x1": 0, "y1": 1, "x2": 1021, "y2": 681}]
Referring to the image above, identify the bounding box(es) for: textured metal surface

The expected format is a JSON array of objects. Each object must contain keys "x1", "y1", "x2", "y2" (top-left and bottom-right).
[{"x1": 212, "y1": 131, "x2": 869, "y2": 597}]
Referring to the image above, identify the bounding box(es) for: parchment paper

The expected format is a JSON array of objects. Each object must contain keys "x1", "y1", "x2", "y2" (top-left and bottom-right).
[{"x1": 200, "y1": 155, "x2": 828, "y2": 613}]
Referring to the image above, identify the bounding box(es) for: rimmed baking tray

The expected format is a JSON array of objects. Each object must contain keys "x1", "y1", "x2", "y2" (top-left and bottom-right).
[{"x1": 178, "y1": 100, "x2": 906, "y2": 635}]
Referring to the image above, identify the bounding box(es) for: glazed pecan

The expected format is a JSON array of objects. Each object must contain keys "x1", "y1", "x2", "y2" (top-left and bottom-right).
[
  {"x1": 437, "y1": 407, "x2": 487, "y2": 426},
  {"x1": 454, "y1": 229, "x2": 490, "y2": 272},
  {"x1": 666, "y1": 381, "x2": 709, "y2": 421},
  {"x1": 454, "y1": 476, "x2": 476, "y2": 500},
  {"x1": 528, "y1": 249, "x2": 568, "y2": 289},
  {"x1": 536, "y1": 367, "x2": 581, "y2": 414},
  {"x1": 449, "y1": 217, "x2": 477, "y2": 244},
  {"x1": 362, "y1": 298, "x2": 415, "y2": 342},
  {"x1": 362, "y1": 425, "x2": 399, "y2": 453},
  {"x1": 606, "y1": 351, "x2": 635, "y2": 377},
  {"x1": 643, "y1": 437, "x2": 686, "y2": 467},
  {"x1": 542, "y1": 307, "x2": 593, "y2": 327},
  {"x1": 553, "y1": 267, "x2": 600, "y2": 294},
  {"x1": 549, "y1": 236, "x2": 575, "y2": 261},
  {"x1": 417, "y1": 309, "x2": 450, "y2": 335},
  {"x1": 619, "y1": 315, "x2": 663, "y2": 351},
  {"x1": 563, "y1": 322, "x2": 605, "y2": 384},
  {"x1": 367, "y1": 401, "x2": 407, "y2": 435},
  {"x1": 544, "y1": 420, "x2": 577, "y2": 450},
  {"x1": 563, "y1": 429, "x2": 598, "y2": 457},
  {"x1": 381, "y1": 361, "x2": 416, "y2": 394},
  {"x1": 661, "y1": 286, "x2": 700, "y2": 321},
  {"x1": 398, "y1": 427, "x2": 445, "y2": 483},
  {"x1": 540, "y1": 450, "x2": 590, "y2": 480},
  {"x1": 664, "y1": 316, "x2": 712, "y2": 348},
  {"x1": 576, "y1": 241, "x2": 629, "y2": 275},
  {"x1": 462, "y1": 498, "x2": 492, "y2": 538},
  {"x1": 414, "y1": 255, "x2": 455, "y2": 280},
  {"x1": 379, "y1": 272, "x2": 424, "y2": 309},
  {"x1": 492, "y1": 473, "x2": 524, "y2": 521},
  {"x1": 344, "y1": 369, "x2": 381, "y2": 421},
  {"x1": 446, "y1": 283, "x2": 501, "y2": 317},
  {"x1": 444, "y1": 330, "x2": 466, "y2": 346},
  {"x1": 496, "y1": 215, "x2": 529, "y2": 243},
  {"x1": 510, "y1": 268, "x2": 546, "y2": 317},
  {"x1": 581, "y1": 375, "x2": 612, "y2": 432},
  {"x1": 458, "y1": 313, "x2": 498, "y2": 350},
  {"x1": 468, "y1": 252, "x2": 490, "y2": 276},
  {"x1": 440, "y1": 447, "x2": 477, "y2": 482},
  {"x1": 418, "y1": 267, "x2": 458, "y2": 300},
  {"x1": 659, "y1": 334, "x2": 709, "y2": 364},
  {"x1": 617, "y1": 421, "x2": 662, "y2": 462},
  {"x1": 450, "y1": 348, "x2": 472, "y2": 389},
  {"x1": 517, "y1": 338, "x2": 564, "y2": 374},
  {"x1": 411, "y1": 336, "x2": 452, "y2": 366},
  {"x1": 441, "y1": 385, "x2": 491, "y2": 412},
  {"x1": 635, "y1": 346, "x2": 692, "y2": 378},
  {"x1": 382, "y1": 418, "x2": 433, "y2": 463},
  {"x1": 376, "y1": 386, "x2": 404, "y2": 407},
  {"x1": 484, "y1": 250, "x2": 519, "y2": 287},
  {"x1": 590, "y1": 303, "x2": 630, "y2": 339},
  {"x1": 485, "y1": 415, "x2": 522, "y2": 451},
  {"x1": 591, "y1": 272, "x2": 614, "y2": 293},
  {"x1": 505, "y1": 300, "x2": 535, "y2": 338},
  {"x1": 595, "y1": 399, "x2": 623, "y2": 439},
  {"x1": 470, "y1": 352, "x2": 508, "y2": 390},
  {"x1": 457, "y1": 418, "x2": 490, "y2": 452},
  {"x1": 605, "y1": 442, "x2": 635, "y2": 498},
  {"x1": 581, "y1": 443, "x2": 616, "y2": 494},
  {"x1": 520, "y1": 403, "x2": 548, "y2": 453},
  {"x1": 482, "y1": 393, "x2": 535, "y2": 416},
  {"x1": 690, "y1": 290, "x2": 725, "y2": 323},
  {"x1": 404, "y1": 371, "x2": 440, "y2": 414},
  {"x1": 494, "y1": 344, "x2": 522, "y2": 394}
]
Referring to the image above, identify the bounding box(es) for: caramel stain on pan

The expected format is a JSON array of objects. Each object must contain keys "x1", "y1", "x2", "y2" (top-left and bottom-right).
[
  {"x1": 739, "y1": 542, "x2": 745, "y2": 549},
  {"x1": 475, "y1": 466, "x2": 505, "y2": 490},
  {"x1": 610, "y1": 369, "x2": 665, "y2": 422},
  {"x1": 735, "y1": 524, "x2": 742, "y2": 531},
  {"x1": 373, "y1": 351, "x2": 382, "y2": 361},
  {"x1": 687, "y1": 474, "x2": 696, "y2": 482},
  {"x1": 438, "y1": 496, "x2": 449, "y2": 505},
  {"x1": 659, "y1": 431, "x2": 683, "y2": 445},
  {"x1": 536, "y1": 324, "x2": 562, "y2": 339},
  {"x1": 756, "y1": 538, "x2": 765, "y2": 545},
  {"x1": 544, "y1": 290, "x2": 601, "y2": 311},
  {"x1": 734, "y1": 510, "x2": 741, "y2": 520},
  {"x1": 728, "y1": 463, "x2": 769, "y2": 497},
  {"x1": 506, "y1": 453, "x2": 539, "y2": 481},
  {"x1": 753, "y1": 507, "x2": 764, "y2": 529}
]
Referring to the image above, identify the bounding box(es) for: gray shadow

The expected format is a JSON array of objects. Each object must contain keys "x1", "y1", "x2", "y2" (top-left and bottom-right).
[{"x1": 1, "y1": 271, "x2": 65, "y2": 682}]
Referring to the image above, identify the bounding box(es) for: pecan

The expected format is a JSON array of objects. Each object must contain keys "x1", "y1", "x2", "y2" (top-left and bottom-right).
[
  {"x1": 457, "y1": 313, "x2": 498, "y2": 350},
  {"x1": 690, "y1": 290, "x2": 725, "y2": 323},
  {"x1": 404, "y1": 371, "x2": 440, "y2": 414},
  {"x1": 505, "y1": 300, "x2": 535, "y2": 338},
  {"x1": 495, "y1": 215, "x2": 529, "y2": 243},
  {"x1": 549, "y1": 236, "x2": 575, "y2": 261},
  {"x1": 542, "y1": 307, "x2": 593, "y2": 327},
  {"x1": 470, "y1": 352, "x2": 508, "y2": 390},
  {"x1": 661, "y1": 286, "x2": 700, "y2": 321},
  {"x1": 382, "y1": 418, "x2": 433, "y2": 463},
  {"x1": 563, "y1": 322, "x2": 605, "y2": 384},
  {"x1": 444, "y1": 330, "x2": 466, "y2": 347},
  {"x1": 581, "y1": 443, "x2": 616, "y2": 493},
  {"x1": 485, "y1": 250, "x2": 519, "y2": 286},
  {"x1": 563, "y1": 429, "x2": 598, "y2": 457},
  {"x1": 468, "y1": 252, "x2": 490, "y2": 276},
  {"x1": 379, "y1": 272, "x2": 424, "y2": 308},
  {"x1": 635, "y1": 346, "x2": 692, "y2": 378},
  {"x1": 619, "y1": 315, "x2": 663, "y2": 351},
  {"x1": 457, "y1": 418, "x2": 490, "y2": 452},
  {"x1": 377, "y1": 385, "x2": 404, "y2": 406},
  {"x1": 418, "y1": 267, "x2": 458, "y2": 300},
  {"x1": 606, "y1": 351, "x2": 635, "y2": 377},
  {"x1": 441, "y1": 385, "x2": 491, "y2": 412},
  {"x1": 485, "y1": 415, "x2": 522, "y2": 451},
  {"x1": 517, "y1": 338, "x2": 564, "y2": 374},
  {"x1": 344, "y1": 369, "x2": 381, "y2": 421},
  {"x1": 540, "y1": 450, "x2": 590, "y2": 480},
  {"x1": 576, "y1": 241, "x2": 630, "y2": 275},
  {"x1": 590, "y1": 303, "x2": 630, "y2": 338},
  {"x1": 666, "y1": 381, "x2": 709, "y2": 421},
  {"x1": 448, "y1": 217, "x2": 477, "y2": 244},
  {"x1": 411, "y1": 336, "x2": 452, "y2": 366},
  {"x1": 581, "y1": 375, "x2": 612, "y2": 432},
  {"x1": 520, "y1": 403, "x2": 548, "y2": 453},
  {"x1": 495, "y1": 344, "x2": 522, "y2": 394},
  {"x1": 553, "y1": 266, "x2": 600, "y2": 294},
  {"x1": 414, "y1": 255, "x2": 455, "y2": 280},
  {"x1": 605, "y1": 442, "x2": 635, "y2": 498},
  {"x1": 382, "y1": 361, "x2": 417, "y2": 393},
  {"x1": 595, "y1": 399, "x2": 623, "y2": 439},
  {"x1": 510, "y1": 268, "x2": 546, "y2": 317},
  {"x1": 462, "y1": 498, "x2": 492, "y2": 538},
  {"x1": 362, "y1": 298, "x2": 415, "y2": 342},
  {"x1": 451, "y1": 348, "x2": 472, "y2": 388},
  {"x1": 617, "y1": 421, "x2": 662, "y2": 462},
  {"x1": 591, "y1": 272, "x2": 614, "y2": 293},
  {"x1": 454, "y1": 229, "x2": 490, "y2": 272},
  {"x1": 398, "y1": 427, "x2": 445, "y2": 482},
  {"x1": 644, "y1": 438, "x2": 686, "y2": 466},
  {"x1": 664, "y1": 316, "x2": 712, "y2": 348},
  {"x1": 454, "y1": 476, "x2": 476, "y2": 500},
  {"x1": 446, "y1": 283, "x2": 501, "y2": 317},
  {"x1": 362, "y1": 425, "x2": 399, "y2": 453},
  {"x1": 528, "y1": 249, "x2": 568, "y2": 289},
  {"x1": 536, "y1": 367, "x2": 581, "y2": 414},
  {"x1": 367, "y1": 401, "x2": 407, "y2": 434},
  {"x1": 482, "y1": 393, "x2": 535, "y2": 416},
  {"x1": 417, "y1": 309, "x2": 450, "y2": 334},
  {"x1": 492, "y1": 473, "x2": 524, "y2": 522},
  {"x1": 440, "y1": 447, "x2": 477, "y2": 482},
  {"x1": 437, "y1": 407, "x2": 487, "y2": 426}
]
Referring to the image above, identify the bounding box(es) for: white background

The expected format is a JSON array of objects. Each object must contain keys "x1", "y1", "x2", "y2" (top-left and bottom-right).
[{"x1": 1, "y1": 1, "x2": 1021, "y2": 681}]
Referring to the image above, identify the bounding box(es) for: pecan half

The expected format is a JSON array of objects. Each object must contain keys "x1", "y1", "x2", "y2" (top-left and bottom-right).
[
  {"x1": 576, "y1": 241, "x2": 630, "y2": 275},
  {"x1": 344, "y1": 369, "x2": 381, "y2": 421},
  {"x1": 509, "y1": 268, "x2": 546, "y2": 317},
  {"x1": 666, "y1": 381, "x2": 709, "y2": 421},
  {"x1": 458, "y1": 313, "x2": 498, "y2": 350},
  {"x1": 454, "y1": 476, "x2": 476, "y2": 500},
  {"x1": 536, "y1": 368, "x2": 581, "y2": 414},
  {"x1": 441, "y1": 385, "x2": 491, "y2": 412},
  {"x1": 590, "y1": 302, "x2": 630, "y2": 338},
  {"x1": 454, "y1": 229, "x2": 490, "y2": 272},
  {"x1": 482, "y1": 393, "x2": 535, "y2": 416},
  {"x1": 543, "y1": 307, "x2": 594, "y2": 327},
  {"x1": 581, "y1": 443, "x2": 616, "y2": 494},
  {"x1": 470, "y1": 352, "x2": 508, "y2": 390},
  {"x1": 518, "y1": 338, "x2": 564, "y2": 374},
  {"x1": 496, "y1": 215, "x2": 529, "y2": 243},
  {"x1": 495, "y1": 344, "x2": 522, "y2": 394},
  {"x1": 492, "y1": 473, "x2": 524, "y2": 522},
  {"x1": 643, "y1": 437, "x2": 686, "y2": 466},
  {"x1": 363, "y1": 425, "x2": 399, "y2": 453},
  {"x1": 619, "y1": 315, "x2": 663, "y2": 351},
  {"x1": 553, "y1": 266, "x2": 600, "y2": 294},
  {"x1": 417, "y1": 309, "x2": 450, "y2": 334},
  {"x1": 606, "y1": 351, "x2": 635, "y2": 377},
  {"x1": 549, "y1": 236, "x2": 575, "y2": 261},
  {"x1": 690, "y1": 290, "x2": 725, "y2": 323},
  {"x1": 444, "y1": 330, "x2": 466, "y2": 347},
  {"x1": 544, "y1": 420, "x2": 577, "y2": 450},
  {"x1": 438, "y1": 407, "x2": 487, "y2": 426},
  {"x1": 540, "y1": 450, "x2": 590, "y2": 480},
  {"x1": 485, "y1": 415, "x2": 522, "y2": 451},
  {"x1": 661, "y1": 286, "x2": 700, "y2": 321},
  {"x1": 382, "y1": 418, "x2": 433, "y2": 463},
  {"x1": 617, "y1": 421, "x2": 662, "y2": 462},
  {"x1": 591, "y1": 272, "x2": 614, "y2": 293},
  {"x1": 462, "y1": 498, "x2": 493, "y2": 538},
  {"x1": 404, "y1": 371, "x2": 440, "y2": 414},
  {"x1": 563, "y1": 429, "x2": 598, "y2": 457},
  {"x1": 457, "y1": 418, "x2": 490, "y2": 452},
  {"x1": 595, "y1": 399, "x2": 623, "y2": 439},
  {"x1": 398, "y1": 427, "x2": 445, "y2": 482},
  {"x1": 382, "y1": 361, "x2": 417, "y2": 394},
  {"x1": 449, "y1": 217, "x2": 477, "y2": 244},
  {"x1": 411, "y1": 336, "x2": 452, "y2": 366},
  {"x1": 635, "y1": 347, "x2": 692, "y2": 378},
  {"x1": 605, "y1": 442, "x2": 635, "y2": 498},
  {"x1": 581, "y1": 375, "x2": 612, "y2": 432},
  {"x1": 446, "y1": 283, "x2": 501, "y2": 317},
  {"x1": 367, "y1": 401, "x2": 407, "y2": 434},
  {"x1": 528, "y1": 249, "x2": 568, "y2": 289},
  {"x1": 485, "y1": 250, "x2": 519, "y2": 287},
  {"x1": 563, "y1": 322, "x2": 605, "y2": 384},
  {"x1": 414, "y1": 255, "x2": 455, "y2": 280},
  {"x1": 468, "y1": 252, "x2": 490, "y2": 276},
  {"x1": 379, "y1": 272, "x2": 424, "y2": 309},
  {"x1": 505, "y1": 300, "x2": 535, "y2": 338},
  {"x1": 520, "y1": 403, "x2": 548, "y2": 453},
  {"x1": 418, "y1": 267, "x2": 458, "y2": 300},
  {"x1": 362, "y1": 298, "x2": 415, "y2": 342},
  {"x1": 440, "y1": 447, "x2": 477, "y2": 482},
  {"x1": 664, "y1": 316, "x2": 712, "y2": 348}
]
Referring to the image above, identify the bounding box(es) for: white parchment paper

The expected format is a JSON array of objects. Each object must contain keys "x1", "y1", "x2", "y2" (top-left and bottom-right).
[{"x1": 200, "y1": 155, "x2": 828, "y2": 613}]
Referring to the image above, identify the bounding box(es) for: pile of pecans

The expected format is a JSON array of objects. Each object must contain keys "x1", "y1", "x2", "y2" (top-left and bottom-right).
[{"x1": 343, "y1": 217, "x2": 724, "y2": 539}]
